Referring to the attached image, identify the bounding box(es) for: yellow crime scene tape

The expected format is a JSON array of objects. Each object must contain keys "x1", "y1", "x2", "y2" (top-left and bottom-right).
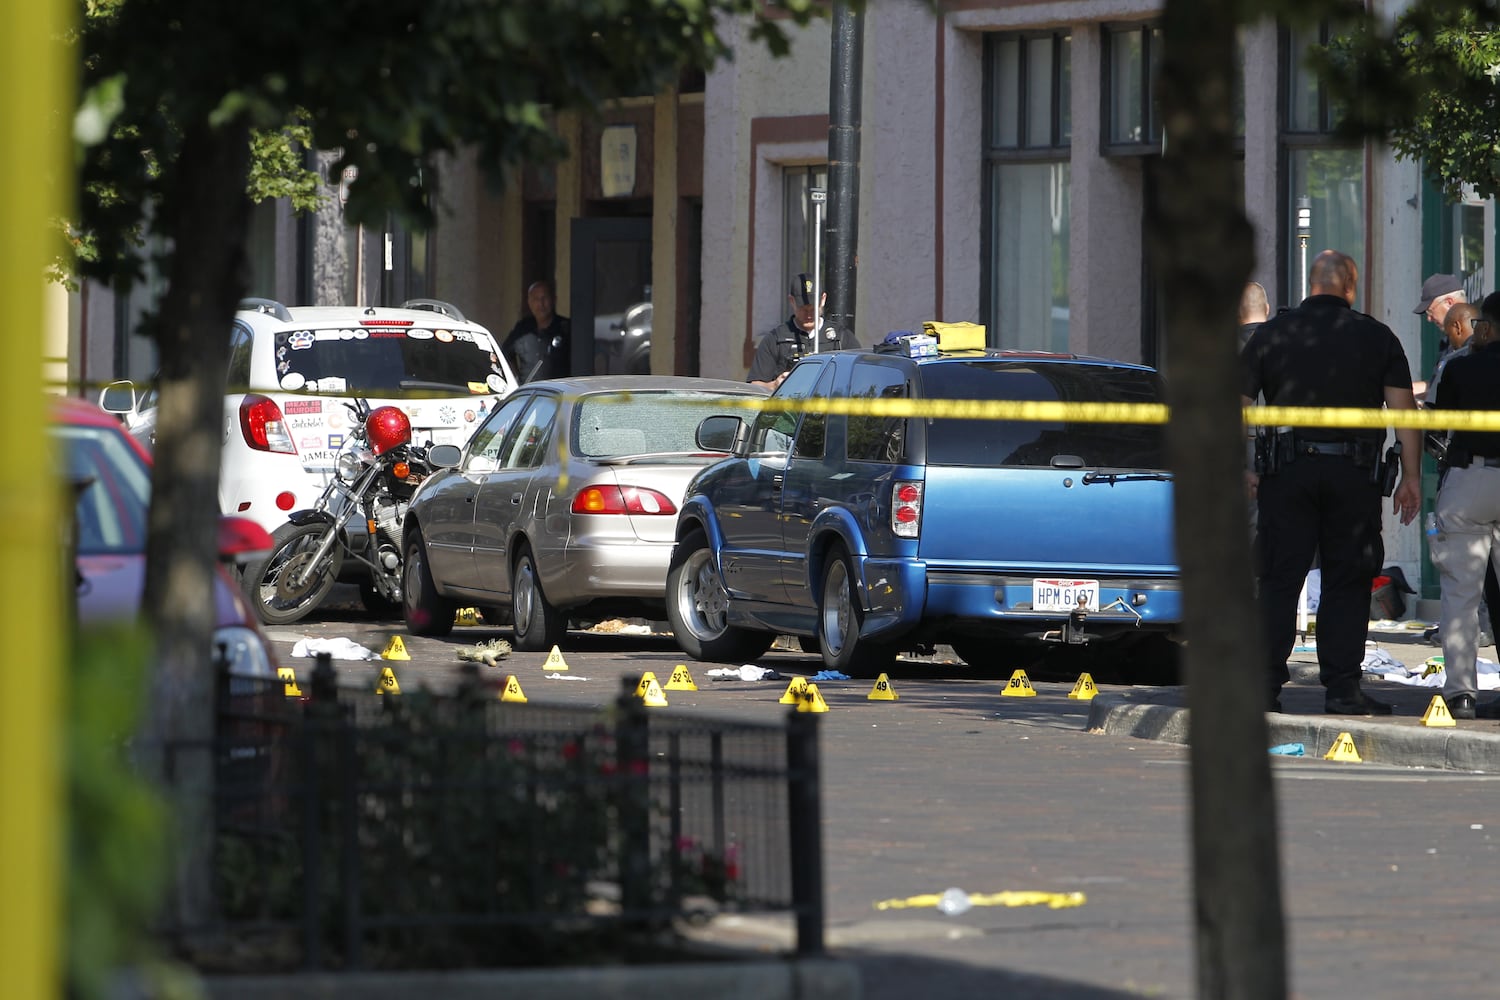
[
  {"x1": 707, "y1": 394, "x2": 1500, "y2": 432},
  {"x1": 873, "y1": 889, "x2": 1087, "y2": 911}
]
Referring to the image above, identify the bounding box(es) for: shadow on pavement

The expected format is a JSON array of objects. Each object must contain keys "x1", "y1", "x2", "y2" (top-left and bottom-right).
[{"x1": 847, "y1": 951, "x2": 1155, "y2": 1000}]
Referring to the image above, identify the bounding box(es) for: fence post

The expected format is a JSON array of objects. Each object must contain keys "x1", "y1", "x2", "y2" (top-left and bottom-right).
[
  {"x1": 300, "y1": 652, "x2": 340, "y2": 968},
  {"x1": 615, "y1": 676, "x2": 652, "y2": 926},
  {"x1": 786, "y1": 707, "x2": 825, "y2": 955}
]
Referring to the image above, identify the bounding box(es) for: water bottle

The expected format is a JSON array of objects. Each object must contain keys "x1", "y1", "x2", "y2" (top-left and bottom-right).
[
  {"x1": 936, "y1": 887, "x2": 972, "y2": 916},
  {"x1": 1426, "y1": 512, "x2": 1441, "y2": 541}
]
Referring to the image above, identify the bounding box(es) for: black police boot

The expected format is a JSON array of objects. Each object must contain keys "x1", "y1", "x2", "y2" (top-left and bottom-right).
[
  {"x1": 1446, "y1": 694, "x2": 1477, "y2": 720},
  {"x1": 1324, "y1": 688, "x2": 1393, "y2": 716}
]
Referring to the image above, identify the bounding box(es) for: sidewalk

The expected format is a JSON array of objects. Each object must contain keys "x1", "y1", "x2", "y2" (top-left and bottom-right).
[{"x1": 1087, "y1": 620, "x2": 1500, "y2": 772}]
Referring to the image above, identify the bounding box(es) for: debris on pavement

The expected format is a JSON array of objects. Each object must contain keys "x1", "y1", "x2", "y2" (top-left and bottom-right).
[
  {"x1": 1269, "y1": 743, "x2": 1306, "y2": 756},
  {"x1": 456, "y1": 637, "x2": 513, "y2": 667},
  {"x1": 811, "y1": 669, "x2": 851, "y2": 681},
  {"x1": 290, "y1": 637, "x2": 377, "y2": 660},
  {"x1": 707, "y1": 664, "x2": 784, "y2": 682},
  {"x1": 873, "y1": 888, "x2": 1087, "y2": 913}
]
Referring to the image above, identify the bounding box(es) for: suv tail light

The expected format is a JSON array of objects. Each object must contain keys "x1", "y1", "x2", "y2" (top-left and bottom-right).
[
  {"x1": 572, "y1": 485, "x2": 678, "y2": 516},
  {"x1": 892, "y1": 480, "x2": 923, "y2": 538},
  {"x1": 239, "y1": 395, "x2": 297, "y2": 454}
]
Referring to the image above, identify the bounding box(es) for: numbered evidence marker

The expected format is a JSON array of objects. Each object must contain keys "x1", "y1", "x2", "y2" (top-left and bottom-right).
[
  {"x1": 375, "y1": 666, "x2": 402, "y2": 695},
  {"x1": 1323, "y1": 732, "x2": 1362, "y2": 763},
  {"x1": 664, "y1": 664, "x2": 698, "y2": 691},
  {"x1": 797, "y1": 683, "x2": 830, "y2": 713},
  {"x1": 867, "y1": 672, "x2": 898, "y2": 701},
  {"x1": 500, "y1": 674, "x2": 528, "y2": 703},
  {"x1": 1420, "y1": 694, "x2": 1456, "y2": 728},
  {"x1": 454, "y1": 607, "x2": 481, "y2": 626},
  {"x1": 380, "y1": 635, "x2": 411, "y2": 661},
  {"x1": 1067, "y1": 672, "x2": 1099, "y2": 701},
  {"x1": 633, "y1": 672, "x2": 669, "y2": 708},
  {"x1": 277, "y1": 666, "x2": 303, "y2": 698},
  {"x1": 542, "y1": 644, "x2": 570, "y2": 672},
  {"x1": 1001, "y1": 669, "x2": 1037, "y2": 698},
  {"x1": 779, "y1": 675, "x2": 810, "y2": 705}
]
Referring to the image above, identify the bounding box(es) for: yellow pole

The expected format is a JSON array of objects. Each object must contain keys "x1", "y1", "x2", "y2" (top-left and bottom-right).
[{"x1": 1, "y1": 0, "x2": 69, "y2": 995}]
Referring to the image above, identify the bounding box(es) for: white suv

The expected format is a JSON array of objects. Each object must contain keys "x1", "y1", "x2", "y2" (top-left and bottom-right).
[{"x1": 103, "y1": 297, "x2": 517, "y2": 534}]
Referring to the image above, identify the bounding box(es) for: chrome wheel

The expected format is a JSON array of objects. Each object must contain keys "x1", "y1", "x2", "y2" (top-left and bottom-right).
[
  {"x1": 678, "y1": 545, "x2": 730, "y2": 640},
  {"x1": 820, "y1": 557, "x2": 855, "y2": 659}
]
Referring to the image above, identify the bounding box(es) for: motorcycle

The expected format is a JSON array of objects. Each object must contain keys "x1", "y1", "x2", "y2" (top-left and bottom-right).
[{"x1": 241, "y1": 399, "x2": 434, "y2": 625}]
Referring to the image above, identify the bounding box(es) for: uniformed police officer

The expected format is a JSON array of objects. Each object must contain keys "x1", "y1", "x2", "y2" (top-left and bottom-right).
[
  {"x1": 747, "y1": 273, "x2": 859, "y2": 390},
  {"x1": 1430, "y1": 290, "x2": 1500, "y2": 719},
  {"x1": 1241, "y1": 250, "x2": 1421, "y2": 715}
]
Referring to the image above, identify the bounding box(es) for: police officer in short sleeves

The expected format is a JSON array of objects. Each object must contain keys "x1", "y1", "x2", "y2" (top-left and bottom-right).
[
  {"x1": 1430, "y1": 291, "x2": 1500, "y2": 719},
  {"x1": 747, "y1": 273, "x2": 858, "y2": 390},
  {"x1": 1241, "y1": 250, "x2": 1421, "y2": 715}
]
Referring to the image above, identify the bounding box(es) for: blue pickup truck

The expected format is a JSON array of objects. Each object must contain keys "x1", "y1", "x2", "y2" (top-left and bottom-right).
[{"x1": 665, "y1": 344, "x2": 1181, "y2": 677}]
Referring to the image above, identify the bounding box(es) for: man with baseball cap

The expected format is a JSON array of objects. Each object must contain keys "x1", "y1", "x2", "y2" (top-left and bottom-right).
[
  {"x1": 747, "y1": 272, "x2": 859, "y2": 389},
  {"x1": 1413, "y1": 273, "x2": 1467, "y2": 401}
]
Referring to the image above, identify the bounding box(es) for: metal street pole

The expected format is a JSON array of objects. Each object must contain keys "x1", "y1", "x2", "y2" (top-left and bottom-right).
[
  {"x1": 810, "y1": 188, "x2": 826, "y2": 351},
  {"x1": 1296, "y1": 196, "x2": 1311, "y2": 303},
  {"x1": 826, "y1": 3, "x2": 863, "y2": 336}
]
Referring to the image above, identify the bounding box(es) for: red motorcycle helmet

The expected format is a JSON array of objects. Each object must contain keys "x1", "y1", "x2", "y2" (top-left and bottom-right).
[{"x1": 365, "y1": 405, "x2": 412, "y2": 456}]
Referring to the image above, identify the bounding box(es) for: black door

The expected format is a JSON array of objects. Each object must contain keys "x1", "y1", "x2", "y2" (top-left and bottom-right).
[{"x1": 570, "y1": 217, "x2": 653, "y2": 376}]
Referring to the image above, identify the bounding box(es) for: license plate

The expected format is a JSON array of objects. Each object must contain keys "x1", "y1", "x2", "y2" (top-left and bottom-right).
[{"x1": 1032, "y1": 578, "x2": 1099, "y2": 612}]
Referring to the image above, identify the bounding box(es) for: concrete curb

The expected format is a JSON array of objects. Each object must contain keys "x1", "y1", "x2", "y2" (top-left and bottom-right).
[
  {"x1": 1087, "y1": 695, "x2": 1500, "y2": 772},
  {"x1": 205, "y1": 958, "x2": 858, "y2": 1000}
]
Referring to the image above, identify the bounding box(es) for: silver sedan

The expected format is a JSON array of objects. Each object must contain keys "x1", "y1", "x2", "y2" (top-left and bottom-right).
[{"x1": 400, "y1": 375, "x2": 768, "y2": 649}]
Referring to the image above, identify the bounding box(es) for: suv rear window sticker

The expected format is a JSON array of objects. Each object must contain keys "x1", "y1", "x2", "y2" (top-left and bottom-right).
[
  {"x1": 407, "y1": 328, "x2": 435, "y2": 340},
  {"x1": 288, "y1": 330, "x2": 315, "y2": 350},
  {"x1": 283, "y1": 400, "x2": 322, "y2": 415}
]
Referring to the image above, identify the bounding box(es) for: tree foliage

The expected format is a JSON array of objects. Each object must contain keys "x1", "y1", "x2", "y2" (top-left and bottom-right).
[{"x1": 1310, "y1": 0, "x2": 1500, "y2": 199}]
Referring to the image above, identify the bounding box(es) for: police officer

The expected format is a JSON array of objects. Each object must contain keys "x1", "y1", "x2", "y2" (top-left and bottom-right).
[
  {"x1": 1430, "y1": 291, "x2": 1500, "y2": 719},
  {"x1": 1241, "y1": 250, "x2": 1421, "y2": 715},
  {"x1": 747, "y1": 273, "x2": 858, "y2": 390}
]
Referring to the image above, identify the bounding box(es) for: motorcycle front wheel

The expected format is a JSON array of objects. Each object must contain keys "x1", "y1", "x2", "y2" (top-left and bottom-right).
[{"x1": 242, "y1": 521, "x2": 345, "y2": 625}]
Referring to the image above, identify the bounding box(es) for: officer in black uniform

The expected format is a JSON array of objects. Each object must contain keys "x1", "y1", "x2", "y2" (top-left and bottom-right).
[
  {"x1": 1430, "y1": 290, "x2": 1500, "y2": 719},
  {"x1": 747, "y1": 273, "x2": 858, "y2": 390},
  {"x1": 1241, "y1": 250, "x2": 1421, "y2": 715}
]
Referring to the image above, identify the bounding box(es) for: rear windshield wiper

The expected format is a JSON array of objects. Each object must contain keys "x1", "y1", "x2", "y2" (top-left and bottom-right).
[{"x1": 1081, "y1": 470, "x2": 1173, "y2": 485}]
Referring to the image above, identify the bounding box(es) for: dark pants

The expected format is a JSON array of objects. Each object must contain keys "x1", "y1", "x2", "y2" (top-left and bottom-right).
[
  {"x1": 1257, "y1": 455, "x2": 1383, "y2": 700},
  {"x1": 1487, "y1": 564, "x2": 1500, "y2": 647}
]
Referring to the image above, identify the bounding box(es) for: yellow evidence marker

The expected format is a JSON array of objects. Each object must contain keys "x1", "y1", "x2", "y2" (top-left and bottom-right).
[
  {"x1": 1420, "y1": 694, "x2": 1457, "y2": 728},
  {"x1": 779, "y1": 675, "x2": 810, "y2": 705},
  {"x1": 635, "y1": 672, "x2": 669, "y2": 708},
  {"x1": 454, "y1": 607, "x2": 481, "y2": 626},
  {"x1": 542, "y1": 644, "x2": 570, "y2": 672},
  {"x1": 868, "y1": 673, "x2": 898, "y2": 701},
  {"x1": 664, "y1": 664, "x2": 698, "y2": 691},
  {"x1": 380, "y1": 635, "x2": 411, "y2": 660},
  {"x1": 1323, "y1": 732, "x2": 1362, "y2": 763},
  {"x1": 375, "y1": 666, "x2": 401, "y2": 695},
  {"x1": 1067, "y1": 673, "x2": 1098, "y2": 700},
  {"x1": 500, "y1": 674, "x2": 528, "y2": 703},
  {"x1": 1001, "y1": 669, "x2": 1037, "y2": 698},
  {"x1": 277, "y1": 666, "x2": 303, "y2": 698},
  {"x1": 797, "y1": 683, "x2": 830, "y2": 713}
]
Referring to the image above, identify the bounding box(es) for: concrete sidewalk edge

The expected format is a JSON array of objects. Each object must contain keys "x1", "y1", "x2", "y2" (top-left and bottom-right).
[
  {"x1": 1086, "y1": 695, "x2": 1500, "y2": 772},
  {"x1": 206, "y1": 957, "x2": 859, "y2": 1000}
]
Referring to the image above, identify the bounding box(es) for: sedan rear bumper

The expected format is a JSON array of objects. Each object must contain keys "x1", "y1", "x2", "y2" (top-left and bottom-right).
[{"x1": 546, "y1": 537, "x2": 677, "y2": 605}]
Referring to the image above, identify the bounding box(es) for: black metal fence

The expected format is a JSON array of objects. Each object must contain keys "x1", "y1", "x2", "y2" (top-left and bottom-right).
[{"x1": 182, "y1": 655, "x2": 823, "y2": 971}]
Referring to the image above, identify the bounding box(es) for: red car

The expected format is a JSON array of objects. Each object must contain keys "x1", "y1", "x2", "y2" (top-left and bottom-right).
[{"x1": 57, "y1": 396, "x2": 279, "y2": 683}]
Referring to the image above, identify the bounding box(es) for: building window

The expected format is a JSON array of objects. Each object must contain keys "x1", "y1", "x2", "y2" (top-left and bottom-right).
[
  {"x1": 783, "y1": 166, "x2": 829, "y2": 292},
  {"x1": 1283, "y1": 21, "x2": 1364, "y2": 306},
  {"x1": 983, "y1": 32, "x2": 1071, "y2": 351},
  {"x1": 1104, "y1": 24, "x2": 1161, "y2": 151}
]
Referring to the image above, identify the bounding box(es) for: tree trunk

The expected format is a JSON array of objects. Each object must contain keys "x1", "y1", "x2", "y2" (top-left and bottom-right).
[
  {"x1": 139, "y1": 120, "x2": 253, "y2": 938},
  {"x1": 1151, "y1": 4, "x2": 1287, "y2": 997}
]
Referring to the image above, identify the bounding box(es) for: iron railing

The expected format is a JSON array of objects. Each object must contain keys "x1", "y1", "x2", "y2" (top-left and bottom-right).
[{"x1": 175, "y1": 654, "x2": 822, "y2": 971}]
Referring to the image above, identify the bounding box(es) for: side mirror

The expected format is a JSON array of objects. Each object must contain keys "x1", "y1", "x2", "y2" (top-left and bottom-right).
[
  {"x1": 426, "y1": 444, "x2": 463, "y2": 469},
  {"x1": 99, "y1": 380, "x2": 137, "y2": 415},
  {"x1": 696, "y1": 415, "x2": 744, "y2": 453}
]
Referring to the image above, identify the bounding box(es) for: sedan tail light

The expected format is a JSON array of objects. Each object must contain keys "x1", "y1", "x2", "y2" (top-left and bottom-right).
[
  {"x1": 892, "y1": 480, "x2": 923, "y2": 538},
  {"x1": 572, "y1": 485, "x2": 678, "y2": 515},
  {"x1": 239, "y1": 395, "x2": 297, "y2": 454}
]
